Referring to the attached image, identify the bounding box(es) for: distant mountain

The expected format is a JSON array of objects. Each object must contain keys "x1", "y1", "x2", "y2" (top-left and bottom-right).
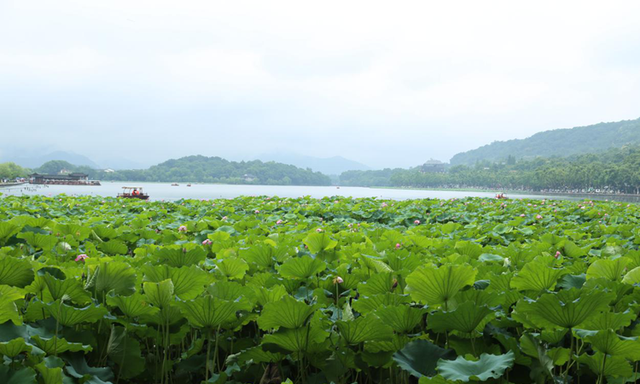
[
  {"x1": 99, "y1": 155, "x2": 332, "y2": 185},
  {"x1": 3, "y1": 150, "x2": 101, "y2": 169},
  {"x1": 257, "y1": 153, "x2": 370, "y2": 175},
  {"x1": 450, "y1": 117, "x2": 640, "y2": 165}
]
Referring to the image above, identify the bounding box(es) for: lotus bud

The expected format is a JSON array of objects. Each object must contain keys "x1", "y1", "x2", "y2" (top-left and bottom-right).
[
  {"x1": 202, "y1": 239, "x2": 212, "y2": 245},
  {"x1": 503, "y1": 258, "x2": 511, "y2": 268},
  {"x1": 75, "y1": 254, "x2": 88, "y2": 262},
  {"x1": 333, "y1": 276, "x2": 344, "y2": 284},
  {"x1": 395, "y1": 243, "x2": 401, "y2": 249},
  {"x1": 555, "y1": 251, "x2": 561, "y2": 259},
  {"x1": 178, "y1": 225, "x2": 187, "y2": 232}
]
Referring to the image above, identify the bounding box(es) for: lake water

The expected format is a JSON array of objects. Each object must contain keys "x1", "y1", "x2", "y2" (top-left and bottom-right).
[{"x1": 0, "y1": 182, "x2": 571, "y2": 201}]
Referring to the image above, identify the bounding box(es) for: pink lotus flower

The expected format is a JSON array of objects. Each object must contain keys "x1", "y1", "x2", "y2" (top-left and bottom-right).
[
  {"x1": 520, "y1": 214, "x2": 525, "y2": 217},
  {"x1": 395, "y1": 243, "x2": 401, "y2": 249},
  {"x1": 333, "y1": 276, "x2": 344, "y2": 284},
  {"x1": 178, "y1": 225, "x2": 187, "y2": 232},
  {"x1": 414, "y1": 220, "x2": 420, "y2": 225},
  {"x1": 555, "y1": 251, "x2": 561, "y2": 259},
  {"x1": 75, "y1": 254, "x2": 88, "y2": 262},
  {"x1": 254, "y1": 210, "x2": 260, "y2": 214},
  {"x1": 316, "y1": 228, "x2": 323, "y2": 233},
  {"x1": 202, "y1": 239, "x2": 212, "y2": 245},
  {"x1": 276, "y1": 220, "x2": 283, "y2": 224},
  {"x1": 222, "y1": 216, "x2": 228, "y2": 220},
  {"x1": 381, "y1": 202, "x2": 388, "y2": 208},
  {"x1": 348, "y1": 223, "x2": 353, "y2": 228},
  {"x1": 536, "y1": 215, "x2": 543, "y2": 220}
]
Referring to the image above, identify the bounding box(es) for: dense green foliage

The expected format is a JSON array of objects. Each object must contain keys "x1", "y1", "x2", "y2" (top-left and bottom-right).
[
  {"x1": 450, "y1": 117, "x2": 640, "y2": 165},
  {"x1": 341, "y1": 146, "x2": 640, "y2": 194},
  {"x1": 0, "y1": 162, "x2": 30, "y2": 180},
  {"x1": 1, "y1": 194, "x2": 640, "y2": 383},
  {"x1": 35, "y1": 156, "x2": 332, "y2": 186}
]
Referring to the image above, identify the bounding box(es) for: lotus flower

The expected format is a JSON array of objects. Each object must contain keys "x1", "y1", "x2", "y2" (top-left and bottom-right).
[
  {"x1": 222, "y1": 216, "x2": 228, "y2": 220},
  {"x1": 178, "y1": 225, "x2": 187, "y2": 232},
  {"x1": 381, "y1": 202, "x2": 388, "y2": 208},
  {"x1": 202, "y1": 239, "x2": 212, "y2": 245},
  {"x1": 276, "y1": 220, "x2": 283, "y2": 224},
  {"x1": 316, "y1": 228, "x2": 323, "y2": 233},
  {"x1": 555, "y1": 251, "x2": 561, "y2": 258},
  {"x1": 520, "y1": 214, "x2": 525, "y2": 217},
  {"x1": 333, "y1": 276, "x2": 344, "y2": 284},
  {"x1": 536, "y1": 214, "x2": 543, "y2": 220},
  {"x1": 395, "y1": 243, "x2": 401, "y2": 249},
  {"x1": 75, "y1": 254, "x2": 88, "y2": 262},
  {"x1": 254, "y1": 210, "x2": 260, "y2": 214},
  {"x1": 414, "y1": 220, "x2": 420, "y2": 225}
]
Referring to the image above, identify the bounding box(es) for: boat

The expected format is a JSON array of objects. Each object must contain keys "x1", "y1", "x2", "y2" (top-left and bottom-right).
[
  {"x1": 187, "y1": 184, "x2": 192, "y2": 187},
  {"x1": 495, "y1": 193, "x2": 509, "y2": 199},
  {"x1": 118, "y1": 187, "x2": 149, "y2": 200},
  {"x1": 171, "y1": 183, "x2": 179, "y2": 186}
]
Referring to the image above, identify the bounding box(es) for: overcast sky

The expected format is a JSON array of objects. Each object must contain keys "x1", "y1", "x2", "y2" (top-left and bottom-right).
[{"x1": 1, "y1": 1, "x2": 639, "y2": 169}]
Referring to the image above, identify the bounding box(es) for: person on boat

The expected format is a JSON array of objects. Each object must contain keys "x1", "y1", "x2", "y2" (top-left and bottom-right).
[{"x1": 132, "y1": 189, "x2": 139, "y2": 196}]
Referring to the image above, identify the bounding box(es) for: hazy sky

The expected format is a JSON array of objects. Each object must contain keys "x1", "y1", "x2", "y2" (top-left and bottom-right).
[{"x1": 1, "y1": 1, "x2": 640, "y2": 169}]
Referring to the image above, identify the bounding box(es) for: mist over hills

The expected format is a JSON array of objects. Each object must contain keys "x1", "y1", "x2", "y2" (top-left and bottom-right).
[
  {"x1": 450, "y1": 117, "x2": 640, "y2": 165},
  {"x1": 256, "y1": 153, "x2": 371, "y2": 175}
]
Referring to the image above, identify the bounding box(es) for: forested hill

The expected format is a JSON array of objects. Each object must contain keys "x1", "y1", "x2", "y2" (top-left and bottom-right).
[
  {"x1": 450, "y1": 117, "x2": 640, "y2": 165},
  {"x1": 37, "y1": 156, "x2": 333, "y2": 186}
]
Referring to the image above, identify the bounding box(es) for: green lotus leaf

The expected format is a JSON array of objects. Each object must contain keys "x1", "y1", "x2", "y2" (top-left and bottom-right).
[
  {"x1": 406, "y1": 264, "x2": 477, "y2": 307},
  {"x1": 393, "y1": 339, "x2": 455, "y2": 378},
  {"x1": 515, "y1": 289, "x2": 614, "y2": 329},
  {"x1": 585, "y1": 329, "x2": 640, "y2": 360},
  {"x1": 106, "y1": 326, "x2": 145, "y2": 379},
  {"x1": 352, "y1": 292, "x2": 411, "y2": 314},
  {"x1": 587, "y1": 258, "x2": 629, "y2": 281},
  {"x1": 278, "y1": 255, "x2": 326, "y2": 280},
  {"x1": 0, "y1": 222, "x2": 20, "y2": 246},
  {"x1": 177, "y1": 296, "x2": 239, "y2": 328},
  {"x1": 54, "y1": 223, "x2": 91, "y2": 240},
  {"x1": 208, "y1": 281, "x2": 255, "y2": 311},
  {"x1": 622, "y1": 266, "x2": 640, "y2": 285},
  {"x1": 580, "y1": 310, "x2": 637, "y2": 331},
  {"x1": 437, "y1": 351, "x2": 515, "y2": 382},
  {"x1": 239, "y1": 244, "x2": 279, "y2": 268},
  {"x1": 577, "y1": 352, "x2": 633, "y2": 378},
  {"x1": 375, "y1": 305, "x2": 426, "y2": 333},
  {"x1": 144, "y1": 265, "x2": 209, "y2": 300},
  {"x1": 510, "y1": 259, "x2": 565, "y2": 291},
  {"x1": 258, "y1": 295, "x2": 316, "y2": 330},
  {"x1": 227, "y1": 346, "x2": 285, "y2": 365},
  {"x1": 216, "y1": 257, "x2": 249, "y2": 280},
  {"x1": 106, "y1": 292, "x2": 160, "y2": 319},
  {"x1": 17, "y1": 232, "x2": 57, "y2": 251},
  {"x1": 143, "y1": 279, "x2": 175, "y2": 309},
  {"x1": 155, "y1": 246, "x2": 206, "y2": 267},
  {"x1": 357, "y1": 272, "x2": 394, "y2": 296},
  {"x1": 0, "y1": 338, "x2": 32, "y2": 358},
  {"x1": 99, "y1": 239, "x2": 128, "y2": 255},
  {"x1": 253, "y1": 284, "x2": 287, "y2": 306},
  {"x1": 455, "y1": 241, "x2": 483, "y2": 258},
  {"x1": 0, "y1": 256, "x2": 34, "y2": 288},
  {"x1": 92, "y1": 261, "x2": 137, "y2": 296},
  {"x1": 46, "y1": 301, "x2": 109, "y2": 326},
  {"x1": 64, "y1": 354, "x2": 114, "y2": 383},
  {"x1": 336, "y1": 314, "x2": 393, "y2": 344},
  {"x1": 360, "y1": 256, "x2": 394, "y2": 273},
  {"x1": 547, "y1": 347, "x2": 570, "y2": 366},
  {"x1": 30, "y1": 335, "x2": 92, "y2": 355},
  {"x1": 0, "y1": 366, "x2": 37, "y2": 384},
  {"x1": 557, "y1": 273, "x2": 586, "y2": 290},
  {"x1": 428, "y1": 301, "x2": 495, "y2": 334},
  {"x1": 564, "y1": 240, "x2": 588, "y2": 258},
  {"x1": 35, "y1": 356, "x2": 65, "y2": 384},
  {"x1": 262, "y1": 323, "x2": 328, "y2": 352},
  {"x1": 303, "y1": 232, "x2": 338, "y2": 254},
  {"x1": 43, "y1": 274, "x2": 91, "y2": 305},
  {"x1": 478, "y1": 253, "x2": 504, "y2": 263}
]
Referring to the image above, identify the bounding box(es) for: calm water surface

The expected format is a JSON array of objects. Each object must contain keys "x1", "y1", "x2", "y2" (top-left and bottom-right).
[{"x1": 1, "y1": 182, "x2": 571, "y2": 202}]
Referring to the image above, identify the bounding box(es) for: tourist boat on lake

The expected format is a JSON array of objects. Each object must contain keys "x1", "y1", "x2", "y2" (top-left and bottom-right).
[
  {"x1": 118, "y1": 187, "x2": 149, "y2": 200},
  {"x1": 171, "y1": 183, "x2": 179, "y2": 186}
]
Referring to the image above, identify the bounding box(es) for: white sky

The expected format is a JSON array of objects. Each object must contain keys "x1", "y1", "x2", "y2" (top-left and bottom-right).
[{"x1": 1, "y1": 0, "x2": 639, "y2": 169}]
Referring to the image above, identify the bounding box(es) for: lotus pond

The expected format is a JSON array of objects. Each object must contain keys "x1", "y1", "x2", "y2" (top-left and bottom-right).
[{"x1": 0, "y1": 194, "x2": 639, "y2": 384}]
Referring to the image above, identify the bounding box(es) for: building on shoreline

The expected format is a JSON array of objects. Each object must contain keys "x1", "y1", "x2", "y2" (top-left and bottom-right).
[{"x1": 28, "y1": 173, "x2": 101, "y2": 186}]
